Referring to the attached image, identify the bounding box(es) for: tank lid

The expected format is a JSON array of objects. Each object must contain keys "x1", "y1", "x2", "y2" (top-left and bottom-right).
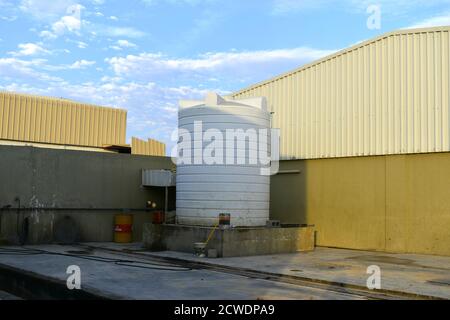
[{"x1": 179, "y1": 92, "x2": 267, "y2": 112}]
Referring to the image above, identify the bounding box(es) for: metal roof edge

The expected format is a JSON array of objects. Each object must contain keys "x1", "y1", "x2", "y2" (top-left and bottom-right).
[
  {"x1": 232, "y1": 25, "x2": 450, "y2": 96},
  {"x1": 0, "y1": 90, "x2": 126, "y2": 113}
]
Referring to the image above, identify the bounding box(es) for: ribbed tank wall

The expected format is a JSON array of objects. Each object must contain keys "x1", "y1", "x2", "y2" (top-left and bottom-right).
[{"x1": 176, "y1": 95, "x2": 271, "y2": 227}]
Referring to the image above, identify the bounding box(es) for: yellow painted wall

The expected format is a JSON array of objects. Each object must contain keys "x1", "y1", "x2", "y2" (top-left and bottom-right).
[
  {"x1": 271, "y1": 153, "x2": 450, "y2": 256},
  {"x1": 385, "y1": 154, "x2": 450, "y2": 255}
]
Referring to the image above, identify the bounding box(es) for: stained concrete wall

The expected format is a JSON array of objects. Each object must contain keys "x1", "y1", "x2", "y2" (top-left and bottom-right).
[
  {"x1": 0, "y1": 145, "x2": 175, "y2": 244},
  {"x1": 143, "y1": 224, "x2": 315, "y2": 257},
  {"x1": 271, "y1": 153, "x2": 450, "y2": 256}
]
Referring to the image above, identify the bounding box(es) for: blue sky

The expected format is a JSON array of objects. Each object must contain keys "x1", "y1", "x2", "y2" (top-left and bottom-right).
[{"x1": 1, "y1": 0, "x2": 450, "y2": 152}]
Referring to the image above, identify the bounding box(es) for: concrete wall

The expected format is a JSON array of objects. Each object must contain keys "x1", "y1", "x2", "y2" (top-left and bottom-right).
[
  {"x1": 271, "y1": 153, "x2": 450, "y2": 256},
  {"x1": 0, "y1": 145, "x2": 175, "y2": 244},
  {"x1": 3, "y1": 144, "x2": 448, "y2": 256},
  {"x1": 143, "y1": 224, "x2": 315, "y2": 257}
]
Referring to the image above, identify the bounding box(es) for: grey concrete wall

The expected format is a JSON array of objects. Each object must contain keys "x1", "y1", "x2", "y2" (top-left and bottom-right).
[
  {"x1": 143, "y1": 224, "x2": 315, "y2": 257},
  {"x1": 0, "y1": 145, "x2": 175, "y2": 244}
]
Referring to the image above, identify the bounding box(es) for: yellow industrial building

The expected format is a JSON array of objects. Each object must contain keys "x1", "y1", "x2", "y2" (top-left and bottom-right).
[
  {"x1": 233, "y1": 26, "x2": 450, "y2": 256},
  {"x1": 0, "y1": 91, "x2": 165, "y2": 156},
  {"x1": 0, "y1": 27, "x2": 448, "y2": 257}
]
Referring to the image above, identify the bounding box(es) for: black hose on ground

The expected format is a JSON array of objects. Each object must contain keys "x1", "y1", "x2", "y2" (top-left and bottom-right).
[{"x1": 0, "y1": 247, "x2": 192, "y2": 272}]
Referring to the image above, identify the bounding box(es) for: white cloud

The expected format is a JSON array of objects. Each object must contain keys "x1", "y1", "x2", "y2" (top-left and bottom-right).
[
  {"x1": 272, "y1": 0, "x2": 328, "y2": 14},
  {"x1": 69, "y1": 59, "x2": 96, "y2": 69},
  {"x1": 76, "y1": 41, "x2": 88, "y2": 48},
  {"x1": 95, "y1": 26, "x2": 146, "y2": 38},
  {"x1": 64, "y1": 39, "x2": 89, "y2": 49},
  {"x1": 142, "y1": 0, "x2": 217, "y2": 6},
  {"x1": 22, "y1": 1, "x2": 143, "y2": 42},
  {"x1": 407, "y1": 12, "x2": 450, "y2": 28},
  {"x1": 39, "y1": 30, "x2": 58, "y2": 39},
  {"x1": 0, "y1": 57, "x2": 61, "y2": 82},
  {"x1": 4, "y1": 59, "x2": 96, "y2": 73},
  {"x1": 105, "y1": 47, "x2": 336, "y2": 86},
  {"x1": 51, "y1": 4, "x2": 84, "y2": 36},
  {"x1": 51, "y1": 16, "x2": 79, "y2": 35},
  {"x1": 117, "y1": 39, "x2": 137, "y2": 48},
  {"x1": 101, "y1": 76, "x2": 123, "y2": 82},
  {"x1": 0, "y1": 15, "x2": 17, "y2": 21},
  {"x1": 19, "y1": 0, "x2": 76, "y2": 21},
  {"x1": 44, "y1": 59, "x2": 96, "y2": 71},
  {"x1": 32, "y1": 3, "x2": 84, "y2": 39},
  {"x1": 9, "y1": 43, "x2": 51, "y2": 56}
]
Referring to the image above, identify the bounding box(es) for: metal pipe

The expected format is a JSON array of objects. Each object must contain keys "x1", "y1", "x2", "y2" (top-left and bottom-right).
[
  {"x1": 164, "y1": 186, "x2": 168, "y2": 223},
  {"x1": 276, "y1": 170, "x2": 301, "y2": 175}
]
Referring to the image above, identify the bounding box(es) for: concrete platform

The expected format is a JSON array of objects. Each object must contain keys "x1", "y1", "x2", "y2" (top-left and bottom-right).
[
  {"x1": 143, "y1": 224, "x2": 315, "y2": 257},
  {"x1": 0, "y1": 244, "x2": 362, "y2": 300},
  {"x1": 146, "y1": 246, "x2": 450, "y2": 299},
  {"x1": 0, "y1": 290, "x2": 21, "y2": 300},
  {"x1": 1, "y1": 243, "x2": 449, "y2": 299},
  {"x1": 81, "y1": 242, "x2": 450, "y2": 299}
]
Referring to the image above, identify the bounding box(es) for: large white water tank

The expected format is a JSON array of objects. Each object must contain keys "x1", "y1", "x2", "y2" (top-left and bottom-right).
[{"x1": 176, "y1": 93, "x2": 271, "y2": 227}]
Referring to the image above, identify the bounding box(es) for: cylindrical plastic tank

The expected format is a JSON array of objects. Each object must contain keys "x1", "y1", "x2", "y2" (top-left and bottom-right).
[{"x1": 176, "y1": 92, "x2": 271, "y2": 227}]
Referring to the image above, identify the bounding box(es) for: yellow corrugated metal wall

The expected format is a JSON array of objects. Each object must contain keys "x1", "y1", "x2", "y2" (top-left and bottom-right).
[
  {"x1": 271, "y1": 154, "x2": 450, "y2": 256},
  {"x1": 0, "y1": 91, "x2": 127, "y2": 148},
  {"x1": 131, "y1": 137, "x2": 166, "y2": 156},
  {"x1": 232, "y1": 27, "x2": 450, "y2": 160}
]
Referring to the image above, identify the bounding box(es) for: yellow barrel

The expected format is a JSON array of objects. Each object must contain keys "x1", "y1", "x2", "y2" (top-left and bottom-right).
[{"x1": 114, "y1": 214, "x2": 133, "y2": 243}]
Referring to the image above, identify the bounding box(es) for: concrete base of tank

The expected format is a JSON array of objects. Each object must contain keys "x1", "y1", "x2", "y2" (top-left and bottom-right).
[{"x1": 142, "y1": 223, "x2": 315, "y2": 257}]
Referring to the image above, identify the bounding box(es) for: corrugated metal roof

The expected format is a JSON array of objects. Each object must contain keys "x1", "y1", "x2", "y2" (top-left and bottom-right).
[
  {"x1": 131, "y1": 137, "x2": 166, "y2": 156},
  {"x1": 0, "y1": 91, "x2": 127, "y2": 148},
  {"x1": 232, "y1": 26, "x2": 450, "y2": 159},
  {"x1": 234, "y1": 26, "x2": 450, "y2": 96}
]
